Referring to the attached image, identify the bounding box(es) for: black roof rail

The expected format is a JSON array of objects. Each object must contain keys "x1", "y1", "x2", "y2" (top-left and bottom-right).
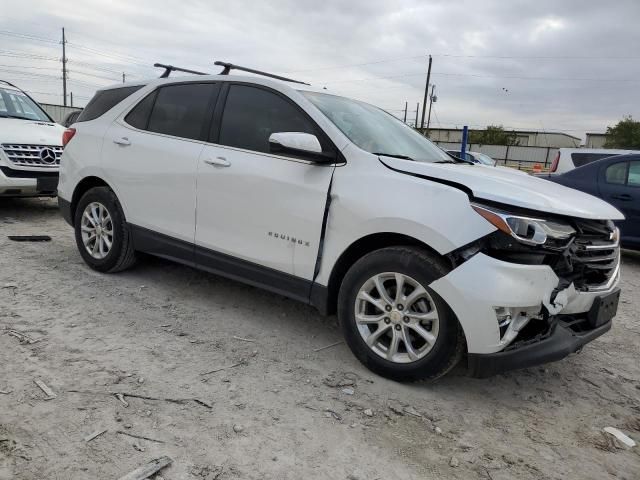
[
  {"x1": 214, "y1": 61, "x2": 310, "y2": 85},
  {"x1": 153, "y1": 63, "x2": 209, "y2": 78}
]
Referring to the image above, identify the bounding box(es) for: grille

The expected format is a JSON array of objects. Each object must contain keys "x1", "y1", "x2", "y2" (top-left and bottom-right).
[
  {"x1": 569, "y1": 219, "x2": 620, "y2": 291},
  {"x1": 1, "y1": 144, "x2": 62, "y2": 169}
]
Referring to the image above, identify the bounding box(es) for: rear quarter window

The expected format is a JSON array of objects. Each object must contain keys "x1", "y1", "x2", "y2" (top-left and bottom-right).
[
  {"x1": 571, "y1": 152, "x2": 615, "y2": 167},
  {"x1": 76, "y1": 85, "x2": 143, "y2": 122}
]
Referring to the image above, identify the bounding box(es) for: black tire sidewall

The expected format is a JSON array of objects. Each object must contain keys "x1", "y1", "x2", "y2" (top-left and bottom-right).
[
  {"x1": 73, "y1": 187, "x2": 127, "y2": 272},
  {"x1": 338, "y1": 247, "x2": 462, "y2": 381}
]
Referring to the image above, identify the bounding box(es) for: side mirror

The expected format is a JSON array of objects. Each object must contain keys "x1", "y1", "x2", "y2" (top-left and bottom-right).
[{"x1": 269, "y1": 132, "x2": 335, "y2": 163}]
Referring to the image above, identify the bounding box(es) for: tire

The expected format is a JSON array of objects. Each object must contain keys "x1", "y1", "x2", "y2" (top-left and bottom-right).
[
  {"x1": 338, "y1": 246, "x2": 465, "y2": 382},
  {"x1": 73, "y1": 186, "x2": 137, "y2": 273}
]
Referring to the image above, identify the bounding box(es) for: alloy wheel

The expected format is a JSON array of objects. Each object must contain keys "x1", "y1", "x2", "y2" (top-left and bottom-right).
[
  {"x1": 355, "y1": 272, "x2": 440, "y2": 363},
  {"x1": 80, "y1": 202, "x2": 114, "y2": 260}
]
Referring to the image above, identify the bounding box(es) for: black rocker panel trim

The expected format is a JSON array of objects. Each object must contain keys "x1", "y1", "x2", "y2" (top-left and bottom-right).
[{"x1": 129, "y1": 224, "x2": 315, "y2": 306}]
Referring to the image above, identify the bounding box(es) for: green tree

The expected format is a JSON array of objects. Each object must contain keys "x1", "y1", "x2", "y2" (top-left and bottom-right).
[
  {"x1": 604, "y1": 116, "x2": 640, "y2": 149},
  {"x1": 469, "y1": 125, "x2": 519, "y2": 146}
]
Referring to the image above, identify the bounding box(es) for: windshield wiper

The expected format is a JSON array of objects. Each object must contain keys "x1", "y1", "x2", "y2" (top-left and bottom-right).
[{"x1": 373, "y1": 152, "x2": 414, "y2": 161}]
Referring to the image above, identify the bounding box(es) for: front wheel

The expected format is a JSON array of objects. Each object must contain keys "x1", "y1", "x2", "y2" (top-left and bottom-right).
[
  {"x1": 73, "y1": 186, "x2": 137, "y2": 273},
  {"x1": 338, "y1": 246, "x2": 465, "y2": 382}
]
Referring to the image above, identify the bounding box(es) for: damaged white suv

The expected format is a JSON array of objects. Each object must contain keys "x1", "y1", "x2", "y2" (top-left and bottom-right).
[
  {"x1": 0, "y1": 81, "x2": 65, "y2": 197},
  {"x1": 58, "y1": 63, "x2": 623, "y2": 380}
]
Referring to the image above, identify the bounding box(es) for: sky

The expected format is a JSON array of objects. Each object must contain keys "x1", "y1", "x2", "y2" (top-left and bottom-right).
[{"x1": 1, "y1": 0, "x2": 639, "y2": 141}]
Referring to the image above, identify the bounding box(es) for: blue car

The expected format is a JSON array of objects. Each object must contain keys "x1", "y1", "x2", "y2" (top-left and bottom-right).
[{"x1": 542, "y1": 154, "x2": 640, "y2": 249}]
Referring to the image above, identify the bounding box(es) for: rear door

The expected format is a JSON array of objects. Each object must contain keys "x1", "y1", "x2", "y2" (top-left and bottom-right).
[
  {"x1": 599, "y1": 159, "x2": 640, "y2": 244},
  {"x1": 102, "y1": 82, "x2": 220, "y2": 247},
  {"x1": 195, "y1": 83, "x2": 336, "y2": 287}
]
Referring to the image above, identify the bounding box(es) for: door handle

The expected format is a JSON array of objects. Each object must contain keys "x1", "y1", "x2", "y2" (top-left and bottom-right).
[
  {"x1": 113, "y1": 137, "x2": 131, "y2": 146},
  {"x1": 204, "y1": 156, "x2": 231, "y2": 167},
  {"x1": 611, "y1": 193, "x2": 633, "y2": 201}
]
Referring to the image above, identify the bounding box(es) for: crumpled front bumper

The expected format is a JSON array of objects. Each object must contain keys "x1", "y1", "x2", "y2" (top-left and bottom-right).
[{"x1": 429, "y1": 252, "x2": 620, "y2": 367}]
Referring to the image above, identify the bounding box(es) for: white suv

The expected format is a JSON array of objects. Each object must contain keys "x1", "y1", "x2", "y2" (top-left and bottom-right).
[
  {"x1": 58, "y1": 63, "x2": 623, "y2": 380},
  {"x1": 0, "y1": 81, "x2": 66, "y2": 196}
]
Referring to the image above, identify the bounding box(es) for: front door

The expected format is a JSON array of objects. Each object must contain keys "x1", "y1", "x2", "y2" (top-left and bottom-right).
[{"x1": 195, "y1": 84, "x2": 336, "y2": 292}]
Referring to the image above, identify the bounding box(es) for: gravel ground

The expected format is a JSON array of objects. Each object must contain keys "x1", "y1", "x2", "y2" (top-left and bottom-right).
[{"x1": 1, "y1": 197, "x2": 639, "y2": 480}]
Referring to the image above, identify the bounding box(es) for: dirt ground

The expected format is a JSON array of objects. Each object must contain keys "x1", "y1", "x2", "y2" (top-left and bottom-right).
[{"x1": 0, "y1": 197, "x2": 639, "y2": 480}]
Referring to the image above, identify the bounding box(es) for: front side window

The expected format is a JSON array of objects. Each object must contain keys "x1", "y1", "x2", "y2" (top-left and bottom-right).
[
  {"x1": 0, "y1": 87, "x2": 51, "y2": 122},
  {"x1": 77, "y1": 85, "x2": 143, "y2": 122},
  {"x1": 146, "y1": 83, "x2": 219, "y2": 141},
  {"x1": 302, "y1": 91, "x2": 451, "y2": 163},
  {"x1": 218, "y1": 85, "x2": 320, "y2": 154},
  {"x1": 605, "y1": 162, "x2": 628, "y2": 184}
]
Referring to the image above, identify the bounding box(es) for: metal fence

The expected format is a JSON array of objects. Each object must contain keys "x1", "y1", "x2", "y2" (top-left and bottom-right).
[{"x1": 435, "y1": 141, "x2": 557, "y2": 171}]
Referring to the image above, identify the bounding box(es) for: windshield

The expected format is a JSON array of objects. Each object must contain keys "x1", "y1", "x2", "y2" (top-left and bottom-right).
[
  {"x1": 0, "y1": 87, "x2": 51, "y2": 122},
  {"x1": 302, "y1": 91, "x2": 451, "y2": 163},
  {"x1": 474, "y1": 153, "x2": 496, "y2": 166}
]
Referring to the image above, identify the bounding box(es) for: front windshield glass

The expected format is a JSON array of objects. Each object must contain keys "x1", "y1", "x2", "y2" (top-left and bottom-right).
[
  {"x1": 0, "y1": 87, "x2": 51, "y2": 122},
  {"x1": 474, "y1": 153, "x2": 496, "y2": 166},
  {"x1": 302, "y1": 91, "x2": 451, "y2": 163}
]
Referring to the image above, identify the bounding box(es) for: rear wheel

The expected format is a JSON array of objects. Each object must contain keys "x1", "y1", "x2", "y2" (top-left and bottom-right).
[
  {"x1": 74, "y1": 187, "x2": 136, "y2": 272},
  {"x1": 338, "y1": 246, "x2": 464, "y2": 381}
]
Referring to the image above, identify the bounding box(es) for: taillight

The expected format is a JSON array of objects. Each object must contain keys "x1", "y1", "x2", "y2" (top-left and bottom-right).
[
  {"x1": 550, "y1": 151, "x2": 560, "y2": 172},
  {"x1": 62, "y1": 128, "x2": 76, "y2": 148}
]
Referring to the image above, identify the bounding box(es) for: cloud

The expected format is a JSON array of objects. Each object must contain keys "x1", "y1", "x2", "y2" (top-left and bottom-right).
[{"x1": 1, "y1": 0, "x2": 639, "y2": 139}]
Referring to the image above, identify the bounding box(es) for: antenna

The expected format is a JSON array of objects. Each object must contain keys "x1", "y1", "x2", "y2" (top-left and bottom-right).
[{"x1": 214, "y1": 61, "x2": 310, "y2": 85}]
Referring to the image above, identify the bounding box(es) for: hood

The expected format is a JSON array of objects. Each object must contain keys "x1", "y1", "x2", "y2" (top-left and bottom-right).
[
  {"x1": 380, "y1": 157, "x2": 624, "y2": 221},
  {"x1": 0, "y1": 118, "x2": 65, "y2": 146}
]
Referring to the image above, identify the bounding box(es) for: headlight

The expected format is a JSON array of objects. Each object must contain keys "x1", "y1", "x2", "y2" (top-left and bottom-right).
[{"x1": 471, "y1": 203, "x2": 575, "y2": 246}]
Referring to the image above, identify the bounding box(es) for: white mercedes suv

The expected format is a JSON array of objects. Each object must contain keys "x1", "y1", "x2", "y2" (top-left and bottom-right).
[
  {"x1": 0, "y1": 81, "x2": 66, "y2": 197},
  {"x1": 58, "y1": 63, "x2": 623, "y2": 381}
]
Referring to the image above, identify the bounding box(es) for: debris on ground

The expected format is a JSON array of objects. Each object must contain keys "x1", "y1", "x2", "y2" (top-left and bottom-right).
[
  {"x1": 115, "y1": 393, "x2": 130, "y2": 407},
  {"x1": 603, "y1": 427, "x2": 636, "y2": 448},
  {"x1": 116, "y1": 430, "x2": 165, "y2": 444},
  {"x1": 313, "y1": 341, "x2": 343, "y2": 352},
  {"x1": 200, "y1": 360, "x2": 246, "y2": 376},
  {"x1": 116, "y1": 456, "x2": 172, "y2": 480},
  {"x1": 341, "y1": 387, "x2": 354, "y2": 395},
  {"x1": 233, "y1": 424, "x2": 245, "y2": 433},
  {"x1": 7, "y1": 330, "x2": 39, "y2": 345},
  {"x1": 325, "y1": 409, "x2": 343, "y2": 421},
  {"x1": 7, "y1": 235, "x2": 52, "y2": 242},
  {"x1": 449, "y1": 456, "x2": 460, "y2": 468},
  {"x1": 363, "y1": 409, "x2": 374, "y2": 417},
  {"x1": 84, "y1": 429, "x2": 107, "y2": 442},
  {"x1": 232, "y1": 335, "x2": 256, "y2": 343},
  {"x1": 190, "y1": 464, "x2": 224, "y2": 479},
  {"x1": 34, "y1": 379, "x2": 56, "y2": 400},
  {"x1": 434, "y1": 426, "x2": 443, "y2": 435},
  {"x1": 403, "y1": 406, "x2": 422, "y2": 418},
  {"x1": 0, "y1": 389, "x2": 12, "y2": 395}
]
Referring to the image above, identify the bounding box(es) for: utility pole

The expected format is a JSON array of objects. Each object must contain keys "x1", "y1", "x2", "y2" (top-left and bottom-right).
[
  {"x1": 61, "y1": 27, "x2": 68, "y2": 106},
  {"x1": 415, "y1": 102, "x2": 419, "y2": 128},
  {"x1": 403, "y1": 101, "x2": 408, "y2": 123},
  {"x1": 426, "y1": 84, "x2": 436, "y2": 136},
  {"x1": 70, "y1": 92, "x2": 73, "y2": 107},
  {"x1": 420, "y1": 54, "x2": 432, "y2": 133},
  {"x1": 122, "y1": 72, "x2": 126, "y2": 84}
]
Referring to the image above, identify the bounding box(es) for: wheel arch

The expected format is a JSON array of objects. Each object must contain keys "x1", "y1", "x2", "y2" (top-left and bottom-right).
[
  {"x1": 317, "y1": 232, "x2": 453, "y2": 316},
  {"x1": 69, "y1": 176, "x2": 114, "y2": 226}
]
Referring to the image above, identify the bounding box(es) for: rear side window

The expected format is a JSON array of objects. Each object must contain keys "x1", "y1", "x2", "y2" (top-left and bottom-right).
[
  {"x1": 76, "y1": 85, "x2": 143, "y2": 122},
  {"x1": 605, "y1": 162, "x2": 628, "y2": 184},
  {"x1": 571, "y1": 152, "x2": 614, "y2": 167},
  {"x1": 628, "y1": 161, "x2": 640, "y2": 187},
  {"x1": 146, "y1": 83, "x2": 219, "y2": 141},
  {"x1": 218, "y1": 84, "x2": 320, "y2": 154}
]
